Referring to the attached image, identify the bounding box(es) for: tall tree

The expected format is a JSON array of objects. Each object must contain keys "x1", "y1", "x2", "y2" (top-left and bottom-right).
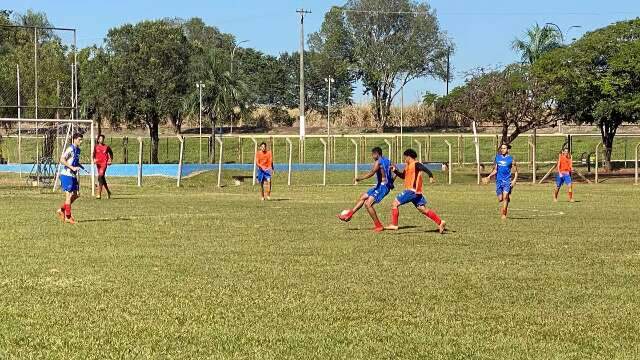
[
  {"x1": 534, "y1": 19, "x2": 640, "y2": 169},
  {"x1": 440, "y1": 65, "x2": 556, "y2": 144},
  {"x1": 512, "y1": 23, "x2": 563, "y2": 64},
  {"x1": 104, "y1": 20, "x2": 190, "y2": 163},
  {"x1": 312, "y1": 0, "x2": 450, "y2": 130}
]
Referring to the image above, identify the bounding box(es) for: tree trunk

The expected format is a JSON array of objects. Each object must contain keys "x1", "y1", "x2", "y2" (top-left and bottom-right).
[
  {"x1": 500, "y1": 123, "x2": 510, "y2": 146},
  {"x1": 599, "y1": 120, "x2": 619, "y2": 171},
  {"x1": 170, "y1": 113, "x2": 182, "y2": 134},
  {"x1": 373, "y1": 90, "x2": 384, "y2": 133},
  {"x1": 149, "y1": 119, "x2": 160, "y2": 164}
]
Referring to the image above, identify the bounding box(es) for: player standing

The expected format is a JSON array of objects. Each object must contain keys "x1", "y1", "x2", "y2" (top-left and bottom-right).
[
  {"x1": 56, "y1": 133, "x2": 84, "y2": 224},
  {"x1": 553, "y1": 147, "x2": 574, "y2": 202},
  {"x1": 484, "y1": 143, "x2": 518, "y2": 220},
  {"x1": 337, "y1": 147, "x2": 394, "y2": 232},
  {"x1": 93, "y1": 134, "x2": 114, "y2": 199},
  {"x1": 256, "y1": 142, "x2": 274, "y2": 201},
  {"x1": 385, "y1": 149, "x2": 446, "y2": 234}
]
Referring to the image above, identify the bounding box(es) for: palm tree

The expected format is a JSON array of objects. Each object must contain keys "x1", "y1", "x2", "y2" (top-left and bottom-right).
[
  {"x1": 512, "y1": 23, "x2": 563, "y2": 64},
  {"x1": 186, "y1": 49, "x2": 249, "y2": 162}
]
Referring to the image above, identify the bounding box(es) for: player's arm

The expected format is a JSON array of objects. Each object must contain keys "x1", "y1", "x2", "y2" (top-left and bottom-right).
[
  {"x1": 484, "y1": 163, "x2": 497, "y2": 181},
  {"x1": 356, "y1": 161, "x2": 380, "y2": 182},
  {"x1": 107, "y1": 146, "x2": 114, "y2": 165},
  {"x1": 60, "y1": 149, "x2": 78, "y2": 172},
  {"x1": 416, "y1": 162, "x2": 436, "y2": 183},
  {"x1": 392, "y1": 165, "x2": 405, "y2": 179},
  {"x1": 511, "y1": 161, "x2": 519, "y2": 186}
]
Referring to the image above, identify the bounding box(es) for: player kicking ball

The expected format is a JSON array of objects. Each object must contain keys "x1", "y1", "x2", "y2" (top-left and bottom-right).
[
  {"x1": 483, "y1": 143, "x2": 518, "y2": 220},
  {"x1": 338, "y1": 147, "x2": 395, "y2": 232},
  {"x1": 385, "y1": 149, "x2": 446, "y2": 234},
  {"x1": 93, "y1": 134, "x2": 114, "y2": 199},
  {"x1": 256, "y1": 142, "x2": 274, "y2": 201},
  {"x1": 553, "y1": 147, "x2": 574, "y2": 202},
  {"x1": 56, "y1": 133, "x2": 84, "y2": 224}
]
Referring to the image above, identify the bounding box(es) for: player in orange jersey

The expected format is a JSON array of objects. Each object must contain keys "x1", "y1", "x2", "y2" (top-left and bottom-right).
[
  {"x1": 385, "y1": 149, "x2": 446, "y2": 234},
  {"x1": 553, "y1": 147, "x2": 574, "y2": 202},
  {"x1": 255, "y1": 142, "x2": 274, "y2": 200}
]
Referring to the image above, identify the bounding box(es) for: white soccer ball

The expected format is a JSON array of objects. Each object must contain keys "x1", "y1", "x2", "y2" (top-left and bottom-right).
[{"x1": 340, "y1": 209, "x2": 350, "y2": 217}]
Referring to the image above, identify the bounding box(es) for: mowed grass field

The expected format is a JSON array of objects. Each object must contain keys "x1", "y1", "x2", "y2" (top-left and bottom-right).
[{"x1": 0, "y1": 173, "x2": 639, "y2": 359}]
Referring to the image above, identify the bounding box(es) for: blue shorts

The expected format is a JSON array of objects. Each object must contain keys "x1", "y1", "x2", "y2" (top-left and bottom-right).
[
  {"x1": 396, "y1": 190, "x2": 427, "y2": 208},
  {"x1": 366, "y1": 184, "x2": 391, "y2": 204},
  {"x1": 60, "y1": 175, "x2": 79, "y2": 193},
  {"x1": 556, "y1": 173, "x2": 572, "y2": 187},
  {"x1": 256, "y1": 168, "x2": 272, "y2": 183},
  {"x1": 496, "y1": 180, "x2": 512, "y2": 196}
]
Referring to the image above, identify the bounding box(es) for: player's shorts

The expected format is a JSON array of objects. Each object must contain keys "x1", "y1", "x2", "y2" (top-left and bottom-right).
[
  {"x1": 396, "y1": 190, "x2": 427, "y2": 207},
  {"x1": 60, "y1": 175, "x2": 79, "y2": 193},
  {"x1": 256, "y1": 167, "x2": 272, "y2": 183},
  {"x1": 496, "y1": 179, "x2": 512, "y2": 195},
  {"x1": 96, "y1": 163, "x2": 108, "y2": 177},
  {"x1": 556, "y1": 173, "x2": 572, "y2": 187},
  {"x1": 366, "y1": 184, "x2": 391, "y2": 204}
]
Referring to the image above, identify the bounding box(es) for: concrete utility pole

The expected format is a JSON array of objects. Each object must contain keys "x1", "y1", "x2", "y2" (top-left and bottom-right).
[
  {"x1": 297, "y1": 8, "x2": 311, "y2": 139},
  {"x1": 446, "y1": 47, "x2": 451, "y2": 95}
]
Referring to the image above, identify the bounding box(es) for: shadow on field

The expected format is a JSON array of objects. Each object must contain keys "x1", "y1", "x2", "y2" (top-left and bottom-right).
[
  {"x1": 346, "y1": 225, "x2": 419, "y2": 231},
  {"x1": 80, "y1": 217, "x2": 132, "y2": 223}
]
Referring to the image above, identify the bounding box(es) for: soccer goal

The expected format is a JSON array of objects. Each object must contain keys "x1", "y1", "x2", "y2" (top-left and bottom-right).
[{"x1": 0, "y1": 118, "x2": 96, "y2": 195}]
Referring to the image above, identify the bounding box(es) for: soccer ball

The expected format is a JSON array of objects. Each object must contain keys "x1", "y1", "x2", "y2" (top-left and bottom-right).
[{"x1": 340, "y1": 209, "x2": 351, "y2": 217}]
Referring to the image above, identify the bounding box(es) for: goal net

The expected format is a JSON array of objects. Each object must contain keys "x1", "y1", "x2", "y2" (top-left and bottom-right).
[{"x1": 0, "y1": 118, "x2": 95, "y2": 195}]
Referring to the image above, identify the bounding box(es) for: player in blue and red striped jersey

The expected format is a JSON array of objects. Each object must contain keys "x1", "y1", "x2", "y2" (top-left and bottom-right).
[
  {"x1": 338, "y1": 147, "x2": 394, "y2": 232},
  {"x1": 56, "y1": 133, "x2": 84, "y2": 224},
  {"x1": 484, "y1": 143, "x2": 518, "y2": 219},
  {"x1": 385, "y1": 149, "x2": 446, "y2": 234}
]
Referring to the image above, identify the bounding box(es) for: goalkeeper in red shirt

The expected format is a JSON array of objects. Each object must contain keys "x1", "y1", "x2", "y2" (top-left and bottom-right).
[{"x1": 93, "y1": 134, "x2": 114, "y2": 199}]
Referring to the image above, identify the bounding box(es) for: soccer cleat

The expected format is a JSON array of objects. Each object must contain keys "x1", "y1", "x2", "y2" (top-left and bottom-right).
[
  {"x1": 373, "y1": 226, "x2": 384, "y2": 233},
  {"x1": 96, "y1": 195, "x2": 101, "y2": 199},
  {"x1": 107, "y1": 190, "x2": 112, "y2": 199},
  {"x1": 261, "y1": 197, "x2": 265, "y2": 201},
  {"x1": 438, "y1": 221, "x2": 446, "y2": 234},
  {"x1": 553, "y1": 198, "x2": 558, "y2": 203},
  {"x1": 384, "y1": 224, "x2": 399, "y2": 231},
  {"x1": 56, "y1": 209, "x2": 65, "y2": 222},
  {"x1": 66, "y1": 216, "x2": 76, "y2": 225},
  {"x1": 266, "y1": 196, "x2": 271, "y2": 201}
]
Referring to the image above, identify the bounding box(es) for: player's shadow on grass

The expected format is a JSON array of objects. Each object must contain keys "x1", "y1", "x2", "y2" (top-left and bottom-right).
[
  {"x1": 266, "y1": 198, "x2": 290, "y2": 202},
  {"x1": 80, "y1": 217, "x2": 132, "y2": 223},
  {"x1": 400, "y1": 228, "x2": 457, "y2": 235},
  {"x1": 346, "y1": 225, "x2": 419, "y2": 231}
]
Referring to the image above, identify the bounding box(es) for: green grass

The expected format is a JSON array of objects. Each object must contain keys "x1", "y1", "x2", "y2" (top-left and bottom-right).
[{"x1": 0, "y1": 173, "x2": 639, "y2": 358}]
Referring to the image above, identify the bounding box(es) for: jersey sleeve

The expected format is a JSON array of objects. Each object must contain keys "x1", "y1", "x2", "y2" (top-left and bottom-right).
[
  {"x1": 62, "y1": 146, "x2": 73, "y2": 162},
  {"x1": 415, "y1": 162, "x2": 434, "y2": 178}
]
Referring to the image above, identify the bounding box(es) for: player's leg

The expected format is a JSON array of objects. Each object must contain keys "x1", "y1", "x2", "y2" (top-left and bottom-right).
[
  {"x1": 566, "y1": 176, "x2": 574, "y2": 202},
  {"x1": 364, "y1": 197, "x2": 384, "y2": 232},
  {"x1": 416, "y1": 204, "x2": 446, "y2": 234},
  {"x1": 553, "y1": 174, "x2": 563, "y2": 202},
  {"x1": 386, "y1": 190, "x2": 411, "y2": 230},
  {"x1": 103, "y1": 174, "x2": 112, "y2": 199},
  {"x1": 339, "y1": 192, "x2": 367, "y2": 221},
  {"x1": 501, "y1": 191, "x2": 510, "y2": 219},
  {"x1": 265, "y1": 178, "x2": 272, "y2": 200}
]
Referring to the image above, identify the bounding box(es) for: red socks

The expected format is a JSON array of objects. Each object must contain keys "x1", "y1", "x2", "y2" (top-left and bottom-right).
[
  {"x1": 425, "y1": 210, "x2": 442, "y2": 225},
  {"x1": 373, "y1": 219, "x2": 383, "y2": 229},
  {"x1": 568, "y1": 191, "x2": 573, "y2": 200},
  {"x1": 391, "y1": 208, "x2": 399, "y2": 226},
  {"x1": 64, "y1": 204, "x2": 71, "y2": 219}
]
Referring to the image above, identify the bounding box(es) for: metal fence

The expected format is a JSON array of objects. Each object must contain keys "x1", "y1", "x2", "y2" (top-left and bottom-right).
[{"x1": 2, "y1": 124, "x2": 640, "y2": 188}]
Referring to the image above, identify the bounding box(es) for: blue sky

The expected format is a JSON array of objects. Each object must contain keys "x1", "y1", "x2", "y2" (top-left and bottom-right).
[{"x1": 5, "y1": 0, "x2": 640, "y2": 103}]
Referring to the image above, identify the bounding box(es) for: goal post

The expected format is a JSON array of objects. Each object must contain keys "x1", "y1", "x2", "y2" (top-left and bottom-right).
[{"x1": 0, "y1": 118, "x2": 95, "y2": 196}]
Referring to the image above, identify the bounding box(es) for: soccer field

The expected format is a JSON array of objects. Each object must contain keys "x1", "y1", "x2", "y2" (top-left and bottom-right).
[{"x1": 1, "y1": 176, "x2": 639, "y2": 358}]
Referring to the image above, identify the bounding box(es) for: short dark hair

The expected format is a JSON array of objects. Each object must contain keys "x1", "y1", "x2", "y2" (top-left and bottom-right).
[
  {"x1": 403, "y1": 149, "x2": 418, "y2": 159},
  {"x1": 260, "y1": 142, "x2": 267, "y2": 147},
  {"x1": 72, "y1": 133, "x2": 83, "y2": 140},
  {"x1": 97, "y1": 134, "x2": 105, "y2": 140},
  {"x1": 501, "y1": 143, "x2": 512, "y2": 150},
  {"x1": 371, "y1": 147, "x2": 383, "y2": 155}
]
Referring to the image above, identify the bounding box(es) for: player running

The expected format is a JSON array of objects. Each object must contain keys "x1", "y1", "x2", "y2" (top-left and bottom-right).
[
  {"x1": 93, "y1": 134, "x2": 114, "y2": 199},
  {"x1": 56, "y1": 133, "x2": 84, "y2": 224},
  {"x1": 553, "y1": 147, "x2": 574, "y2": 202},
  {"x1": 337, "y1": 147, "x2": 395, "y2": 232},
  {"x1": 483, "y1": 143, "x2": 518, "y2": 220},
  {"x1": 256, "y1": 142, "x2": 274, "y2": 201},
  {"x1": 385, "y1": 149, "x2": 446, "y2": 234}
]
